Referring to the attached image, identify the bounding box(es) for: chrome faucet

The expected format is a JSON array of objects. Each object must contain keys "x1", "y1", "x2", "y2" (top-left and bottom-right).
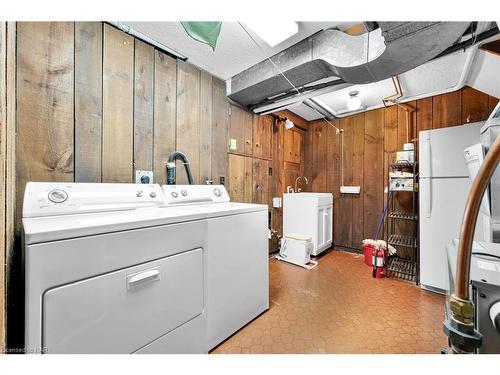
[{"x1": 295, "y1": 176, "x2": 309, "y2": 193}]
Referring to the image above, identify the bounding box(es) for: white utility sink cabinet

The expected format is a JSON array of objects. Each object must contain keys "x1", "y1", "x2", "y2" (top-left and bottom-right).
[{"x1": 283, "y1": 193, "x2": 333, "y2": 256}]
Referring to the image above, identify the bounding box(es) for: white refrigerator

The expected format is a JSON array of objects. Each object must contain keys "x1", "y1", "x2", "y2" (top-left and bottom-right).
[{"x1": 419, "y1": 122, "x2": 485, "y2": 294}]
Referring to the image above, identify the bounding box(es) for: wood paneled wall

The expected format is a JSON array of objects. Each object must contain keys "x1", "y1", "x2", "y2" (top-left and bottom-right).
[
  {"x1": 306, "y1": 87, "x2": 499, "y2": 250},
  {"x1": 15, "y1": 22, "x2": 229, "y2": 233},
  {"x1": 5, "y1": 21, "x2": 229, "y2": 349},
  {"x1": 0, "y1": 22, "x2": 15, "y2": 353},
  {"x1": 227, "y1": 106, "x2": 306, "y2": 239}
]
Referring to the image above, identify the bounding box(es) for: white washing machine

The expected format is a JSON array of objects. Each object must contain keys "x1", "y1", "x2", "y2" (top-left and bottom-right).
[
  {"x1": 162, "y1": 185, "x2": 269, "y2": 350},
  {"x1": 23, "y1": 182, "x2": 209, "y2": 354}
]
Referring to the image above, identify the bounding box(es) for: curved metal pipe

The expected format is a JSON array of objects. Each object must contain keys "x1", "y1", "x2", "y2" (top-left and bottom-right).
[
  {"x1": 455, "y1": 134, "x2": 500, "y2": 299},
  {"x1": 166, "y1": 151, "x2": 194, "y2": 185}
]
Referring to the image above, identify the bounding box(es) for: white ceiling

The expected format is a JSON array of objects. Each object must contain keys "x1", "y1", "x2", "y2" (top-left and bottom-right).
[
  {"x1": 123, "y1": 21, "x2": 354, "y2": 80},
  {"x1": 122, "y1": 22, "x2": 499, "y2": 123}
]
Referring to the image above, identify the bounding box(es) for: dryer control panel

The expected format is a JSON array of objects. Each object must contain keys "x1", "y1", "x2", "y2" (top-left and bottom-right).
[
  {"x1": 162, "y1": 185, "x2": 230, "y2": 206},
  {"x1": 23, "y1": 182, "x2": 165, "y2": 218}
]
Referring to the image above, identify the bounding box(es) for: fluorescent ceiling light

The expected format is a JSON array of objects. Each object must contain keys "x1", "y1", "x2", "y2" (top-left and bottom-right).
[
  {"x1": 244, "y1": 21, "x2": 298, "y2": 47},
  {"x1": 346, "y1": 90, "x2": 362, "y2": 111}
]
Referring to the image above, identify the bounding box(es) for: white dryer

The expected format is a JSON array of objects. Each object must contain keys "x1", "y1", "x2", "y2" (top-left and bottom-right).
[
  {"x1": 23, "y1": 182, "x2": 208, "y2": 354},
  {"x1": 162, "y1": 185, "x2": 269, "y2": 350}
]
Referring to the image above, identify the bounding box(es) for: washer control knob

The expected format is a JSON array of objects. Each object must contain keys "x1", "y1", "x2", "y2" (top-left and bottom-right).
[
  {"x1": 136, "y1": 190, "x2": 143, "y2": 198},
  {"x1": 171, "y1": 191, "x2": 178, "y2": 198},
  {"x1": 181, "y1": 190, "x2": 188, "y2": 197},
  {"x1": 150, "y1": 192, "x2": 156, "y2": 198},
  {"x1": 213, "y1": 188, "x2": 222, "y2": 197},
  {"x1": 48, "y1": 189, "x2": 68, "y2": 203}
]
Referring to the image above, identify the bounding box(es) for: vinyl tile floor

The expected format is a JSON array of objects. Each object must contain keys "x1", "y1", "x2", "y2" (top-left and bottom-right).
[{"x1": 211, "y1": 249, "x2": 447, "y2": 354}]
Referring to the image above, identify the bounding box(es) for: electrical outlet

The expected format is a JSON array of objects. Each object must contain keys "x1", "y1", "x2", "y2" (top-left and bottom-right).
[
  {"x1": 135, "y1": 170, "x2": 153, "y2": 184},
  {"x1": 229, "y1": 138, "x2": 237, "y2": 150}
]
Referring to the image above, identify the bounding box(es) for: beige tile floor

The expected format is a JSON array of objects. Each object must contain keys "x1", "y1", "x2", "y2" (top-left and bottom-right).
[{"x1": 212, "y1": 250, "x2": 447, "y2": 354}]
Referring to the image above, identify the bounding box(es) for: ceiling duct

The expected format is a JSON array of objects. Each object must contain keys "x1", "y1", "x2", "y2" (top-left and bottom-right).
[{"x1": 228, "y1": 22, "x2": 472, "y2": 108}]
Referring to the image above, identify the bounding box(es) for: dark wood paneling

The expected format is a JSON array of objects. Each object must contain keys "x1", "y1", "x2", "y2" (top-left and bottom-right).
[
  {"x1": 351, "y1": 113, "x2": 365, "y2": 247},
  {"x1": 153, "y1": 50, "x2": 177, "y2": 185},
  {"x1": 75, "y1": 22, "x2": 102, "y2": 182},
  {"x1": 176, "y1": 60, "x2": 201, "y2": 184},
  {"x1": 363, "y1": 109, "x2": 384, "y2": 241},
  {"x1": 16, "y1": 22, "x2": 75, "y2": 229},
  {"x1": 306, "y1": 87, "x2": 498, "y2": 250},
  {"x1": 432, "y1": 91, "x2": 462, "y2": 128},
  {"x1": 312, "y1": 122, "x2": 327, "y2": 192},
  {"x1": 284, "y1": 128, "x2": 295, "y2": 163},
  {"x1": 489, "y1": 95, "x2": 499, "y2": 113},
  {"x1": 337, "y1": 117, "x2": 353, "y2": 248},
  {"x1": 461, "y1": 86, "x2": 490, "y2": 124},
  {"x1": 133, "y1": 39, "x2": 154, "y2": 172},
  {"x1": 102, "y1": 24, "x2": 134, "y2": 182}
]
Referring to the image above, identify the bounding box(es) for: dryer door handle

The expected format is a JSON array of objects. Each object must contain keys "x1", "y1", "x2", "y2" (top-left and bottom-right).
[{"x1": 126, "y1": 268, "x2": 160, "y2": 290}]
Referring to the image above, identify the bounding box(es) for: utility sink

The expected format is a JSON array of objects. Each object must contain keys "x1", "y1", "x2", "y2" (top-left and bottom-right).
[{"x1": 283, "y1": 192, "x2": 333, "y2": 256}]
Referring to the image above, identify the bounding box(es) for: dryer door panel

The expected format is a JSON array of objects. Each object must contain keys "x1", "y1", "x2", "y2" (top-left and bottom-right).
[{"x1": 43, "y1": 248, "x2": 203, "y2": 353}]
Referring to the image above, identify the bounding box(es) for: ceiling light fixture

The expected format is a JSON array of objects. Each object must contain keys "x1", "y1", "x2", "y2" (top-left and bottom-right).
[
  {"x1": 346, "y1": 90, "x2": 362, "y2": 111},
  {"x1": 244, "y1": 21, "x2": 298, "y2": 47},
  {"x1": 285, "y1": 119, "x2": 295, "y2": 129}
]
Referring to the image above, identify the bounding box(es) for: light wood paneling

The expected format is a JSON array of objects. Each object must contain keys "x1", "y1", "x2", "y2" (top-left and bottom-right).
[
  {"x1": 211, "y1": 77, "x2": 229, "y2": 185},
  {"x1": 16, "y1": 22, "x2": 75, "y2": 228},
  {"x1": 133, "y1": 39, "x2": 155, "y2": 172},
  {"x1": 176, "y1": 60, "x2": 201, "y2": 184},
  {"x1": 75, "y1": 22, "x2": 102, "y2": 182},
  {"x1": 253, "y1": 115, "x2": 272, "y2": 160},
  {"x1": 0, "y1": 22, "x2": 6, "y2": 353},
  {"x1": 229, "y1": 154, "x2": 252, "y2": 203},
  {"x1": 7, "y1": 22, "x2": 231, "y2": 347},
  {"x1": 199, "y1": 70, "x2": 213, "y2": 184},
  {"x1": 3, "y1": 22, "x2": 15, "y2": 353},
  {"x1": 252, "y1": 158, "x2": 271, "y2": 205},
  {"x1": 153, "y1": 50, "x2": 177, "y2": 185},
  {"x1": 229, "y1": 105, "x2": 253, "y2": 156},
  {"x1": 102, "y1": 24, "x2": 134, "y2": 182}
]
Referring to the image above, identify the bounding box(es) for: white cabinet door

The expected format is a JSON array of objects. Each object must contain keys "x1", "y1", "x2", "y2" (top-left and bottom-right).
[
  {"x1": 317, "y1": 207, "x2": 325, "y2": 250},
  {"x1": 324, "y1": 206, "x2": 333, "y2": 244}
]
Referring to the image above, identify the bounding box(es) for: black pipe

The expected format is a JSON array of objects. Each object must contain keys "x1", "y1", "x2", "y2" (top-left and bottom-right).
[{"x1": 166, "y1": 151, "x2": 194, "y2": 185}]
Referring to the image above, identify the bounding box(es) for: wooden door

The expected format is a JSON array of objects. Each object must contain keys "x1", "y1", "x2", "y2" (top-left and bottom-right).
[
  {"x1": 253, "y1": 115, "x2": 272, "y2": 159},
  {"x1": 252, "y1": 158, "x2": 271, "y2": 206},
  {"x1": 284, "y1": 129, "x2": 295, "y2": 163},
  {"x1": 228, "y1": 154, "x2": 252, "y2": 203},
  {"x1": 293, "y1": 131, "x2": 302, "y2": 163}
]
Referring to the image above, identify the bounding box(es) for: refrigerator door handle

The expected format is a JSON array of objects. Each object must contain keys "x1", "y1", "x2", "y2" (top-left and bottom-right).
[
  {"x1": 424, "y1": 178, "x2": 432, "y2": 218},
  {"x1": 420, "y1": 133, "x2": 432, "y2": 218}
]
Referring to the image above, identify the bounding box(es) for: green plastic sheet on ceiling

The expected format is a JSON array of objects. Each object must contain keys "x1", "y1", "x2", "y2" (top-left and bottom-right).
[{"x1": 180, "y1": 22, "x2": 222, "y2": 51}]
